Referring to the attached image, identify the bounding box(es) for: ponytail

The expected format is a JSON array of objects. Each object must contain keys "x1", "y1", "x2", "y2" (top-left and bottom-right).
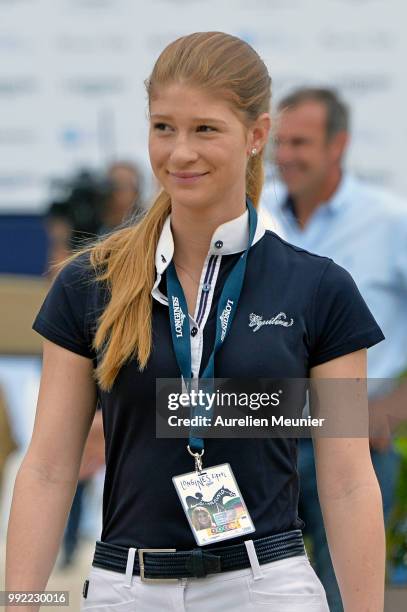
[
  {"x1": 88, "y1": 191, "x2": 171, "y2": 390},
  {"x1": 246, "y1": 153, "x2": 264, "y2": 208}
]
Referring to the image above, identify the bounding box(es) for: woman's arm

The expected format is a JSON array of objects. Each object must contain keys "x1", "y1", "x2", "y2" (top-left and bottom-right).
[
  {"x1": 5, "y1": 339, "x2": 97, "y2": 612},
  {"x1": 311, "y1": 349, "x2": 385, "y2": 612},
  {"x1": 78, "y1": 409, "x2": 105, "y2": 481}
]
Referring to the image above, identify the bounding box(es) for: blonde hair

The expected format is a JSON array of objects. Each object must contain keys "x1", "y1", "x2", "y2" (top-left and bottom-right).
[
  {"x1": 191, "y1": 506, "x2": 213, "y2": 530},
  {"x1": 65, "y1": 32, "x2": 271, "y2": 390}
]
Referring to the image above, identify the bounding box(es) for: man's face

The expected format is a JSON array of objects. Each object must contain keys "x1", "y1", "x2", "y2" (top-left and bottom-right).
[
  {"x1": 274, "y1": 101, "x2": 338, "y2": 198},
  {"x1": 108, "y1": 166, "x2": 139, "y2": 213}
]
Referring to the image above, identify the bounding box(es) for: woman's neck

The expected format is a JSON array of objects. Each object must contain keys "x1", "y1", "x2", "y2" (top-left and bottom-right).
[{"x1": 170, "y1": 194, "x2": 247, "y2": 270}]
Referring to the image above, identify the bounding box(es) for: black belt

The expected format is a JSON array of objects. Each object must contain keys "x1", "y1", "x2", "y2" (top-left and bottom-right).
[{"x1": 92, "y1": 529, "x2": 305, "y2": 582}]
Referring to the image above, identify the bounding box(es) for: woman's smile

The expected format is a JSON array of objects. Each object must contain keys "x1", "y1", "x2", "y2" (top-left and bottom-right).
[{"x1": 168, "y1": 171, "x2": 210, "y2": 184}]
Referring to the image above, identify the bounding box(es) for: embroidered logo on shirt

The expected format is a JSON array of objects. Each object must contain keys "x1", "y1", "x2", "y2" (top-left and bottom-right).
[
  {"x1": 220, "y1": 299, "x2": 234, "y2": 341},
  {"x1": 172, "y1": 296, "x2": 186, "y2": 338},
  {"x1": 249, "y1": 312, "x2": 294, "y2": 333}
]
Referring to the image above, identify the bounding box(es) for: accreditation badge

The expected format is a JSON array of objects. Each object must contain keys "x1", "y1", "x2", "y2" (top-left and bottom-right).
[{"x1": 172, "y1": 463, "x2": 255, "y2": 546}]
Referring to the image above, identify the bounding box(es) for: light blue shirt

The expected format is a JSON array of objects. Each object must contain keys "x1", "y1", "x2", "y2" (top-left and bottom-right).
[{"x1": 261, "y1": 173, "x2": 407, "y2": 382}]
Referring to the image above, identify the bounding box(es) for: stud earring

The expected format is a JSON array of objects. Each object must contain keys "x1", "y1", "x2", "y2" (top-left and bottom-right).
[{"x1": 251, "y1": 147, "x2": 257, "y2": 157}]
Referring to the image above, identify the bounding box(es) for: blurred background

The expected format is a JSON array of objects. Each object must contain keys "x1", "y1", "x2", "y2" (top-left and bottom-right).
[{"x1": 0, "y1": 0, "x2": 406, "y2": 610}]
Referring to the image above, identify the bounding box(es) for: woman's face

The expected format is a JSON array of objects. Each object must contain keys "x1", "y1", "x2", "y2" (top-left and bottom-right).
[
  {"x1": 195, "y1": 509, "x2": 211, "y2": 528},
  {"x1": 148, "y1": 83, "x2": 253, "y2": 211}
]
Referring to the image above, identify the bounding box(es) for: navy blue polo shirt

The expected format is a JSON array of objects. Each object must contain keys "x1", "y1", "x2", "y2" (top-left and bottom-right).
[{"x1": 32, "y1": 210, "x2": 384, "y2": 550}]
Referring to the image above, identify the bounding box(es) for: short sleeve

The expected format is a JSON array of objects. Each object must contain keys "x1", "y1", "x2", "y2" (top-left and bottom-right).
[
  {"x1": 32, "y1": 254, "x2": 96, "y2": 359},
  {"x1": 309, "y1": 260, "x2": 385, "y2": 368}
]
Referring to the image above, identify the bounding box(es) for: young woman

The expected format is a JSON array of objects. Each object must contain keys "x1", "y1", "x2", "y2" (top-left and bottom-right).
[{"x1": 6, "y1": 32, "x2": 385, "y2": 612}]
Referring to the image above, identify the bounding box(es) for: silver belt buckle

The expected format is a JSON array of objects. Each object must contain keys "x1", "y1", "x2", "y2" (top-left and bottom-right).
[{"x1": 138, "y1": 548, "x2": 178, "y2": 583}]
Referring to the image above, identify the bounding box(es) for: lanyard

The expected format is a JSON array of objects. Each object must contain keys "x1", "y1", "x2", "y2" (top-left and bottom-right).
[{"x1": 166, "y1": 198, "x2": 258, "y2": 458}]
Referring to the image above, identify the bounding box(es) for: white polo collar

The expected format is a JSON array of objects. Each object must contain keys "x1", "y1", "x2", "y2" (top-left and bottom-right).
[{"x1": 154, "y1": 208, "x2": 266, "y2": 276}]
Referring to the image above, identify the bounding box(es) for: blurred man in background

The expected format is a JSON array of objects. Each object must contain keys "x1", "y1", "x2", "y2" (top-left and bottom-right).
[
  {"x1": 261, "y1": 87, "x2": 407, "y2": 611},
  {"x1": 98, "y1": 161, "x2": 143, "y2": 235}
]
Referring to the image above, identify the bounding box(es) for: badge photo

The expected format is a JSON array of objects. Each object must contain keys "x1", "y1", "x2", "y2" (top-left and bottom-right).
[{"x1": 173, "y1": 463, "x2": 255, "y2": 546}]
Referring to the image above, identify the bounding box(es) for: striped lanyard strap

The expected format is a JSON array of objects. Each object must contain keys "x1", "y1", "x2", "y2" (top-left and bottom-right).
[{"x1": 166, "y1": 198, "x2": 258, "y2": 458}]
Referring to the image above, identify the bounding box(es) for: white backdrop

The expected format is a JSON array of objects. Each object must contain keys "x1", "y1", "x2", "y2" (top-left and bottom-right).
[{"x1": 0, "y1": 0, "x2": 406, "y2": 211}]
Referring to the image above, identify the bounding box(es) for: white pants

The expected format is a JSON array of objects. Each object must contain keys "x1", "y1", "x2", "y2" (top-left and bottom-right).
[{"x1": 80, "y1": 544, "x2": 329, "y2": 611}]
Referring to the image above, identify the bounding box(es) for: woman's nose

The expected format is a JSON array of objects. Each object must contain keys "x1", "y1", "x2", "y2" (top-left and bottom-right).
[{"x1": 169, "y1": 137, "x2": 199, "y2": 165}]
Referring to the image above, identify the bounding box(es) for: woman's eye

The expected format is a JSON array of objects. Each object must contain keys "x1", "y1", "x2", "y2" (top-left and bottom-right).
[
  {"x1": 197, "y1": 125, "x2": 216, "y2": 133},
  {"x1": 153, "y1": 122, "x2": 170, "y2": 131}
]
